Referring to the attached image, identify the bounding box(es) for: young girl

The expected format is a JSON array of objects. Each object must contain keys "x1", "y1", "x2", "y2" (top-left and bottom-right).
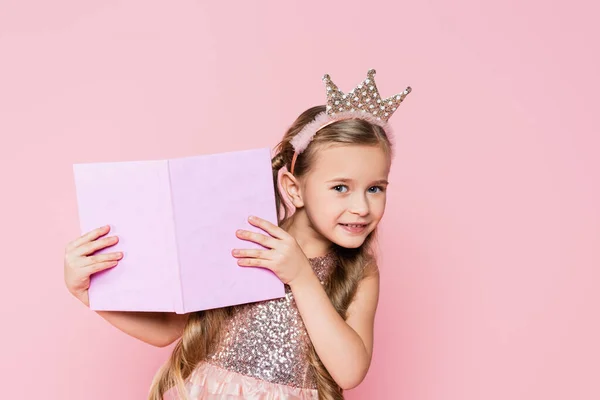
[{"x1": 63, "y1": 69, "x2": 411, "y2": 399}]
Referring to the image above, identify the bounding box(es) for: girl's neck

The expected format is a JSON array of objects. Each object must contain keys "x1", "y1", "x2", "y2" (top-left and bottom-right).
[{"x1": 282, "y1": 210, "x2": 333, "y2": 259}]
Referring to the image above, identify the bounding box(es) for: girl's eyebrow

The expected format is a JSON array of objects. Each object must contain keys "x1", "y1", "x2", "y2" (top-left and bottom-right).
[{"x1": 327, "y1": 178, "x2": 390, "y2": 185}]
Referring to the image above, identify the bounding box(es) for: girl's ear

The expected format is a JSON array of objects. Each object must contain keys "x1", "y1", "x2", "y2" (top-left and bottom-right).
[{"x1": 280, "y1": 171, "x2": 304, "y2": 208}]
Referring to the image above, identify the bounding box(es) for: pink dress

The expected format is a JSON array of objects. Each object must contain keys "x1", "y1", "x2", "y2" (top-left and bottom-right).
[{"x1": 164, "y1": 252, "x2": 337, "y2": 399}]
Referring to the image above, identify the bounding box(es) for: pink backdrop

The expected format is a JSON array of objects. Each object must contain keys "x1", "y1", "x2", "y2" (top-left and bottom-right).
[{"x1": 1, "y1": 1, "x2": 598, "y2": 399}]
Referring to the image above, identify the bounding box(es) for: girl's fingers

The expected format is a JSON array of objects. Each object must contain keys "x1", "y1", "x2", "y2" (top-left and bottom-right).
[
  {"x1": 231, "y1": 248, "x2": 271, "y2": 259},
  {"x1": 82, "y1": 260, "x2": 119, "y2": 276},
  {"x1": 75, "y1": 251, "x2": 124, "y2": 269},
  {"x1": 82, "y1": 252, "x2": 123, "y2": 267},
  {"x1": 247, "y1": 216, "x2": 287, "y2": 240},
  {"x1": 236, "y1": 257, "x2": 271, "y2": 269},
  {"x1": 72, "y1": 235, "x2": 119, "y2": 258},
  {"x1": 236, "y1": 229, "x2": 277, "y2": 249},
  {"x1": 67, "y1": 225, "x2": 110, "y2": 252}
]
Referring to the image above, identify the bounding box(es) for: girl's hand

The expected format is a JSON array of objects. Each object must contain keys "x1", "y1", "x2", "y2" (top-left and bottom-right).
[
  {"x1": 63, "y1": 225, "x2": 123, "y2": 307},
  {"x1": 232, "y1": 215, "x2": 313, "y2": 286}
]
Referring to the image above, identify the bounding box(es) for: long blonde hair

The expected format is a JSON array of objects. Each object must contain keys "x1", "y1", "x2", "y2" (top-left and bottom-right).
[{"x1": 148, "y1": 105, "x2": 392, "y2": 400}]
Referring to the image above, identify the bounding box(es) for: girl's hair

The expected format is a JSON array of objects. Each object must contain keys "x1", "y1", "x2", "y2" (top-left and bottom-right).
[{"x1": 148, "y1": 105, "x2": 393, "y2": 400}]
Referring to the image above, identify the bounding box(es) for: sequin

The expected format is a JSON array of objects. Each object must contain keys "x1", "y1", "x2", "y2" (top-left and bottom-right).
[{"x1": 205, "y1": 252, "x2": 338, "y2": 389}]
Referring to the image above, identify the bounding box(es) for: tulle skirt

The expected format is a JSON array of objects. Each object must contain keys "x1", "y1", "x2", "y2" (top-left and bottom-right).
[{"x1": 163, "y1": 361, "x2": 319, "y2": 399}]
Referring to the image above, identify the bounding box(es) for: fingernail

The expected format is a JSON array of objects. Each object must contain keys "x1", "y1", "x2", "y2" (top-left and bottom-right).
[{"x1": 248, "y1": 215, "x2": 255, "y2": 221}]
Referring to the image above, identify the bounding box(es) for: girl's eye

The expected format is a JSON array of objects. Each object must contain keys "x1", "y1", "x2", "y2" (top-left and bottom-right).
[
  {"x1": 368, "y1": 186, "x2": 386, "y2": 193},
  {"x1": 332, "y1": 185, "x2": 348, "y2": 193}
]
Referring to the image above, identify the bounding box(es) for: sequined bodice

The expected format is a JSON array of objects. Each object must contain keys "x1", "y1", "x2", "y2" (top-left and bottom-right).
[{"x1": 205, "y1": 252, "x2": 338, "y2": 389}]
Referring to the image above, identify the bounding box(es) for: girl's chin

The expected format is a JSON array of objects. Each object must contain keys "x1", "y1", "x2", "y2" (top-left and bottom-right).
[
  {"x1": 336, "y1": 241, "x2": 364, "y2": 249},
  {"x1": 330, "y1": 233, "x2": 368, "y2": 249}
]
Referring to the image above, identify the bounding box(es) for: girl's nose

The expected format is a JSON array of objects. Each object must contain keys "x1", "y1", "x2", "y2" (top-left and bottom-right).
[{"x1": 349, "y1": 193, "x2": 369, "y2": 216}]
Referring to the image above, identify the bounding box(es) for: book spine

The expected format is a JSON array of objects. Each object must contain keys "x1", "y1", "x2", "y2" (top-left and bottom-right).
[{"x1": 166, "y1": 159, "x2": 186, "y2": 314}]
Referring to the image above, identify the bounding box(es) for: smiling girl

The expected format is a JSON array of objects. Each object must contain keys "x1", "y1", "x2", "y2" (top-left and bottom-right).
[{"x1": 64, "y1": 69, "x2": 411, "y2": 399}]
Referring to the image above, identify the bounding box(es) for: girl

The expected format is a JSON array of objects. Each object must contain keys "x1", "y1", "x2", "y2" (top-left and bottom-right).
[{"x1": 63, "y1": 69, "x2": 411, "y2": 399}]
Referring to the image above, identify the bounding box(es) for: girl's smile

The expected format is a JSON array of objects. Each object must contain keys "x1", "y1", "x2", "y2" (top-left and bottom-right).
[{"x1": 338, "y1": 222, "x2": 370, "y2": 234}]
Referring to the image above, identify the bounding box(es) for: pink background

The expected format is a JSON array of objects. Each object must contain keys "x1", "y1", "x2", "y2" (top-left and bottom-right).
[{"x1": 1, "y1": 1, "x2": 598, "y2": 399}]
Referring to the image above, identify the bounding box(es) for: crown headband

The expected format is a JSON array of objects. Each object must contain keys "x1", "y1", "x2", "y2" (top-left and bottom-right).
[{"x1": 289, "y1": 69, "x2": 411, "y2": 174}]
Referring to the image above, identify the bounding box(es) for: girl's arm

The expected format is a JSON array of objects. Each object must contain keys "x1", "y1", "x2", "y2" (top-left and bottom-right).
[
  {"x1": 63, "y1": 225, "x2": 190, "y2": 348},
  {"x1": 96, "y1": 311, "x2": 189, "y2": 347},
  {"x1": 290, "y1": 267, "x2": 379, "y2": 390}
]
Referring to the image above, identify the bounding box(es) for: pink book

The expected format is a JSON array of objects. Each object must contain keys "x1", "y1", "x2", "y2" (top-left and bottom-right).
[{"x1": 72, "y1": 147, "x2": 285, "y2": 313}]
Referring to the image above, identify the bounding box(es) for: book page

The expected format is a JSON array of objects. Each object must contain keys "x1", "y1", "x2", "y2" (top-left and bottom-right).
[
  {"x1": 73, "y1": 159, "x2": 180, "y2": 312},
  {"x1": 168, "y1": 148, "x2": 285, "y2": 312}
]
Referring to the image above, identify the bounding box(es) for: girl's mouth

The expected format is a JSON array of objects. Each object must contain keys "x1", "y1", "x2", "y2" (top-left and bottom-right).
[{"x1": 339, "y1": 223, "x2": 368, "y2": 234}]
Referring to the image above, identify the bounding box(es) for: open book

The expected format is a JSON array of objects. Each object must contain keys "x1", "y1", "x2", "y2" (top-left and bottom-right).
[{"x1": 73, "y1": 147, "x2": 285, "y2": 314}]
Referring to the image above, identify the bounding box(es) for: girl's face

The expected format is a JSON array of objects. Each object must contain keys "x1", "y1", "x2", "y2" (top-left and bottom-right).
[{"x1": 301, "y1": 144, "x2": 391, "y2": 249}]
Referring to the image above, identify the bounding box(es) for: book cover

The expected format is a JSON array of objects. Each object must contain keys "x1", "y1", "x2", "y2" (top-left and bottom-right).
[{"x1": 72, "y1": 147, "x2": 285, "y2": 313}]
